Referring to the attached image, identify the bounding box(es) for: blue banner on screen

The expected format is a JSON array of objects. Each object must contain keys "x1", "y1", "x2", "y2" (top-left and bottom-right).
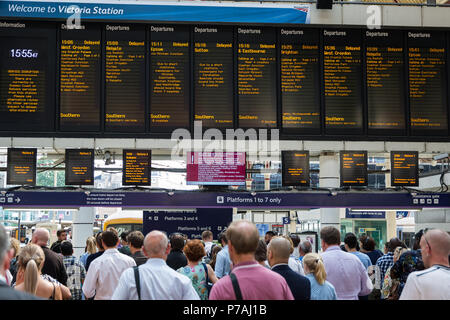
[
  {"x1": 345, "y1": 209, "x2": 386, "y2": 219},
  {"x1": 0, "y1": 1, "x2": 310, "y2": 24},
  {"x1": 143, "y1": 208, "x2": 232, "y2": 239},
  {"x1": 256, "y1": 224, "x2": 270, "y2": 237}
]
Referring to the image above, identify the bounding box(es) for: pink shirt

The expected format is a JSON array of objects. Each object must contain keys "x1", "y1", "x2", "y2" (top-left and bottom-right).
[{"x1": 209, "y1": 261, "x2": 294, "y2": 300}]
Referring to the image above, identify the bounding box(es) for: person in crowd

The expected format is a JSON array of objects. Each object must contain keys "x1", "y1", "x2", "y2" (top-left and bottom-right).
[
  {"x1": 128, "y1": 231, "x2": 147, "y2": 266},
  {"x1": 303, "y1": 253, "x2": 337, "y2": 300},
  {"x1": 289, "y1": 234, "x2": 301, "y2": 259},
  {"x1": 267, "y1": 237, "x2": 310, "y2": 300},
  {"x1": 79, "y1": 236, "x2": 97, "y2": 268},
  {"x1": 382, "y1": 246, "x2": 409, "y2": 299},
  {"x1": 299, "y1": 240, "x2": 312, "y2": 264},
  {"x1": 255, "y1": 239, "x2": 269, "y2": 268},
  {"x1": 281, "y1": 235, "x2": 305, "y2": 275},
  {"x1": 202, "y1": 230, "x2": 215, "y2": 258},
  {"x1": 359, "y1": 235, "x2": 383, "y2": 266},
  {"x1": 376, "y1": 237, "x2": 407, "y2": 292},
  {"x1": 118, "y1": 231, "x2": 131, "y2": 256},
  {"x1": 209, "y1": 221, "x2": 294, "y2": 300},
  {"x1": 83, "y1": 228, "x2": 136, "y2": 300},
  {"x1": 0, "y1": 224, "x2": 41, "y2": 299},
  {"x1": 412, "y1": 229, "x2": 424, "y2": 250},
  {"x1": 209, "y1": 245, "x2": 222, "y2": 271},
  {"x1": 166, "y1": 233, "x2": 188, "y2": 270},
  {"x1": 61, "y1": 241, "x2": 85, "y2": 300},
  {"x1": 31, "y1": 228, "x2": 68, "y2": 286},
  {"x1": 214, "y1": 231, "x2": 231, "y2": 278},
  {"x1": 400, "y1": 229, "x2": 450, "y2": 300},
  {"x1": 344, "y1": 233, "x2": 371, "y2": 269},
  {"x1": 177, "y1": 239, "x2": 218, "y2": 300},
  {"x1": 320, "y1": 226, "x2": 373, "y2": 300},
  {"x1": 8, "y1": 237, "x2": 20, "y2": 283},
  {"x1": 50, "y1": 229, "x2": 67, "y2": 254},
  {"x1": 14, "y1": 244, "x2": 65, "y2": 300},
  {"x1": 85, "y1": 232, "x2": 104, "y2": 272},
  {"x1": 112, "y1": 230, "x2": 200, "y2": 300},
  {"x1": 264, "y1": 231, "x2": 276, "y2": 245}
]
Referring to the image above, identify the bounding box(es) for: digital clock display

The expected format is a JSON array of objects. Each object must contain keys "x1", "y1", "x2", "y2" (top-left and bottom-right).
[{"x1": 10, "y1": 49, "x2": 39, "y2": 58}]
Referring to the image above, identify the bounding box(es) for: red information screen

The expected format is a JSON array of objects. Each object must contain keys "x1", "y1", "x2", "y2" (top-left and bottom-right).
[{"x1": 186, "y1": 152, "x2": 246, "y2": 185}]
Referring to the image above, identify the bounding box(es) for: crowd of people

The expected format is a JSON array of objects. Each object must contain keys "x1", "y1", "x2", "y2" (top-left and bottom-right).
[{"x1": 0, "y1": 221, "x2": 449, "y2": 300}]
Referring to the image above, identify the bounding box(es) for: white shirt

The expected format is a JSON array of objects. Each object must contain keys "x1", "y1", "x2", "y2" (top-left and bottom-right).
[
  {"x1": 288, "y1": 256, "x2": 305, "y2": 276},
  {"x1": 82, "y1": 248, "x2": 136, "y2": 300},
  {"x1": 204, "y1": 241, "x2": 214, "y2": 256},
  {"x1": 111, "y1": 258, "x2": 200, "y2": 300},
  {"x1": 400, "y1": 265, "x2": 450, "y2": 300}
]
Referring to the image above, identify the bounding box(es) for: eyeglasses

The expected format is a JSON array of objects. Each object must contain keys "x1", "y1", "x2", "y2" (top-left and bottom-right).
[{"x1": 423, "y1": 228, "x2": 434, "y2": 251}]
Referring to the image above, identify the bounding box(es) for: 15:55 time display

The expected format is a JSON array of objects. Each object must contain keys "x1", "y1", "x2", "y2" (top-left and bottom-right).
[{"x1": 10, "y1": 49, "x2": 39, "y2": 58}]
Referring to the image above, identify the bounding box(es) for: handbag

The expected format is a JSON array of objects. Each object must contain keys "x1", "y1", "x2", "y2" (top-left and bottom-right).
[{"x1": 202, "y1": 263, "x2": 212, "y2": 297}]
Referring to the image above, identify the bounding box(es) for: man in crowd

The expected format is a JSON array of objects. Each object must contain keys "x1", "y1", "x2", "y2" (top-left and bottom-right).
[
  {"x1": 202, "y1": 230, "x2": 215, "y2": 257},
  {"x1": 215, "y1": 231, "x2": 231, "y2": 278},
  {"x1": 268, "y1": 237, "x2": 310, "y2": 300},
  {"x1": 376, "y1": 237, "x2": 406, "y2": 290},
  {"x1": 320, "y1": 226, "x2": 372, "y2": 300},
  {"x1": 344, "y1": 233, "x2": 371, "y2": 269},
  {"x1": 83, "y1": 228, "x2": 136, "y2": 300},
  {"x1": 209, "y1": 221, "x2": 294, "y2": 300},
  {"x1": 61, "y1": 240, "x2": 86, "y2": 300},
  {"x1": 128, "y1": 231, "x2": 147, "y2": 266},
  {"x1": 31, "y1": 228, "x2": 68, "y2": 286},
  {"x1": 112, "y1": 230, "x2": 199, "y2": 300},
  {"x1": 166, "y1": 233, "x2": 187, "y2": 270},
  {"x1": 400, "y1": 229, "x2": 450, "y2": 300},
  {"x1": 289, "y1": 234, "x2": 301, "y2": 259},
  {"x1": 264, "y1": 231, "x2": 276, "y2": 245},
  {"x1": 85, "y1": 232, "x2": 104, "y2": 272},
  {"x1": 50, "y1": 229, "x2": 67, "y2": 254},
  {"x1": 299, "y1": 240, "x2": 312, "y2": 264}
]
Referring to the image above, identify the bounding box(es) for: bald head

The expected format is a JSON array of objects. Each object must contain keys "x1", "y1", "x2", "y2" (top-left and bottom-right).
[
  {"x1": 143, "y1": 231, "x2": 169, "y2": 258},
  {"x1": 226, "y1": 220, "x2": 259, "y2": 255},
  {"x1": 426, "y1": 229, "x2": 450, "y2": 256},
  {"x1": 32, "y1": 228, "x2": 50, "y2": 247},
  {"x1": 268, "y1": 237, "x2": 291, "y2": 262}
]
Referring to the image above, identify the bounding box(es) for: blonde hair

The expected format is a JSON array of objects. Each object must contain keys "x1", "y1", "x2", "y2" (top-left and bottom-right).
[
  {"x1": 10, "y1": 237, "x2": 20, "y2": 257},
  {"x1": 18, "y1": 244, "x2": 45, "y2": 295},
  {"x1": 303, "y1": 253, "x2": 327, "y2": 285},
  {"x1": 85, "y1": 236, "x2": 97, "y2": 255}
]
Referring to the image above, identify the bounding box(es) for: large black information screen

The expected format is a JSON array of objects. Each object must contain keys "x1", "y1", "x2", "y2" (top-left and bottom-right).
[
  {"x1": 7, "y1": 148, "x2": 37, "y2": 186},
  {"x1": 59, "y1": 24, "x2": 101, "y2": 132},
  {"x1": 194, "y1": 26, "x2": 234, "y2": 129},
  {"x1": 391, "y1": 151, "x2": 418, "y2": 186},
  {"x1": 281, "y1": 29, "x2": 320, "y2": 133},
  {"x1": 150, "y1": 25, "x2": 190, "y2": 132},
  {"x1": 408, "y1": 31, "x2": 448, "y2": 136},
  {"x1": 238, "y1": 27, "x2": 277, "y2": 128},
  {"x1": 0, "y1": 22, "x2": 55, "y2": 132},
  {"x1": 122, "y1": 149, "x2": 151, "y2": 186},
  {"x1": 324, "y1": 29, "x2": 363, "y2": 135},
  {"x1": 65, "y1": 149, "x2": 94, "y2": 185},
  {"x1": 105, "y1": 25, "x2": 146, "y2": 132},
  {"x1": 281, "y1": 151, "x2": 310, "y2": 186},
  {"x1": 340, "y1": 151, "x2": 367, "y2": 187},
  {"x1": 366, "y1": 30, "x2": 406, "y2": 135}
]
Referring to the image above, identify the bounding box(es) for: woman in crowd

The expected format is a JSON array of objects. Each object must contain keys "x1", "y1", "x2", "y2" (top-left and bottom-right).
[
  {"x1": 255, "y1": 239, "x2": 270, "y2": 268},
  {"x1": 359, "y1": 235, "x2": 383, "y2": 265},
  {"x1": 382, "y1": 246, "x2": 409, "y2": 299},
  {"x1": 79, "y1": 236, "x2": 97, "y2": 268},
  {"x1": 281, "y1": 235, "x2": 304, "y2": 275},
  {"x1": 303, "y1": 253, "x2": 337, "y2": 300},
  {"x1": 177, "y1": 239, "x2": 218, "y2": 300},
  {"x1": 208, "y1": 245, "x2": 222, "y2": 271}
]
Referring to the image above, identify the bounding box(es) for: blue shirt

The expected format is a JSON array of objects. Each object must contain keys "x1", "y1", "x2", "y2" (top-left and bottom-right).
[
  {"x1": 350, "y1": 251, "x2": 372, "y2": 270},
  {"x1": 214, "y1": 245, "x2": 231, "y2": 278},
  {"x1": 306, "y1": 274, "x2": 337, "y2": 300}
]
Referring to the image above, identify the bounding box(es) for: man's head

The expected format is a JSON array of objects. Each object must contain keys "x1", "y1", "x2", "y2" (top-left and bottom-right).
[
  {"x1": 267, "y1": 237, "x2": 291, "y2": 267},
  {"x1": 102, "y1": 229, "x2": 119, "y2": 249},
  {"x1": 127, "y1": 231, "x2": 144, "y2": 250},
  {"x1": 60, "y1": 240, "x2": 73, "y2": 256},
  {"x1": 264, "y1": 231, "x2": 276, "y2": 245},
  {"x1": 120, "y1": 231, "x2": 129, "y2": 246},
  {"x1": 320, "y1": 226, "x2": 340, "y2": 251},
  {"x1": 143, "y1": 230, "x2": 170, "y2": 259},
  {"x1": 359, "y1": 235, "x2": 376, "y2": 252},
  {"x1": 56, "y1": 230, "x2": 67, "y2": 241},
  {"x1": 299, "y1": 240, "x2": 312, "y2": 256},
  {"x1": 388, "y1": 237, "x2": 407, "y2": 253},
  {"x1": 289, "y1": 234, "x2": 300, "y2": 248},
  {"x1": 420, "y1": 229, "x2": 450, "y2": 268},
  {"x1": 218, "y1": 231, "x2": 228, "y2": 247},
  {"x1": 226, "y1": 221, "x2": 259, "y2": 264},
  {"x1": 344, "y1": 233, "x2": 358, "y2": 251},
  {"x1": 31, "y1": 228, "x2": 50, "y2": 247},
  {"x1": 202, "y1": 230, "x2": 213, "y2": 243},
  {"x1": 0, "y1": 224, "x2": 13, "y2": 276},
  {"x1": 169, "y1": 233, "x2": 185, "y2": 251}
]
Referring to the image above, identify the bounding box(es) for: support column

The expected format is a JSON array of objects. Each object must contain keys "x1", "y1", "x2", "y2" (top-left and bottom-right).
[
  {"x1": 288, "y1": 210, "x2": 297, "y2": 234},
  {"x1": 319, "y1": 152, "x2": 341, "y2": 230},
  {"x1": 72, "y1": 207, "x2": 95, "y2": 258}
]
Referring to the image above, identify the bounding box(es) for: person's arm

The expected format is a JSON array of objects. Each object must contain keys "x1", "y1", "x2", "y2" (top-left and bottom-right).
[
  {"x1": 214, "y1": 253, "x2": 225, "y2": 278},
  {"x1": 207, "y1": 264, "x2": 218, "y2": 284},
  {"x1": 58, "y1": 258, "x2": 68, "y2": 286},
  {"x1": 82, "y1": 262, "x2": 98, "y2": 299},
  {"x1": 358, "y1": 261, "x2": 374, "y2": 296},
  {"x1": 80, "y1": 264, "x2": 86, "y2": 285},
  {"x1": 59, "y1": 283, "x2": 72, "y2": 300}
]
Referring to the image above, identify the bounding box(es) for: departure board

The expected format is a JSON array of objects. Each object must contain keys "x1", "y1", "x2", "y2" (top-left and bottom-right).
[
  {"x1": 366, "y1": 30, "x2": 406, "y2": 134},
  {"x1": 340, "y1": 151, "x2": 368, "y2": 187},
  {"x1": 105, "y1": 25, "x2": 146, "y2": 132},
  {"x1": 60, "y1": 24, "x2": 101, "y2": 132},
  {"x1": 281, "y1": 151, "x2": 310, "y2": 186},
  {"x1": 281, "y1": 29, "x2": 320, "y2": 133},
  {"x1": 390, "y1": 151, "x2": 418, "y2": 186},
  {"x1": 238, "y1": 28, "x2": 277, "y2": 128},
  {"x1": 324, "y1": 29, "x2": 363, "y2": 134},
  {"x1": 150, "y1": 25, "x2": 190, "y2": 132},
  {"x1": 65, "y1": 149, "x2": 94, "y2": 185},
  {"x1": 408, "y1": 31, "x2": 448, "y2": 135},
  {"x1": 0, "y1": 22, "x2": 55, "y2": 132},
  {"x1": 194, "y1": 26, "x2": 234, "y2": 128},
  {"x1": 7, "y1": 148, "x2": 37, "y2": 186},
  {"x1": 122, "y1": 149, "x2": 151, "y2": 186}
]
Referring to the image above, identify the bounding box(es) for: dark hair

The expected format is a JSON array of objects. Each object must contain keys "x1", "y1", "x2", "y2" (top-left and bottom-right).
[
  {"x1": 209, "y1": 245, "x2": 222, "y2": 270},
  {"x1": 60, "y1": 240, "x2": 73, "y2": 256},
  {"x1": 289, "y1": 234, "x2": 300, "y2": 247},
  {"x1": 359, "y1": 235, "x2": 376, "y2": 251},
  {"x1": 102, "y1": 230, "x2": 119, "y2": 248},
  {"x1": 127, "y1": 231, "x2": 144, "y2": 249},
  {"x1": 183, "y1": 240, "x2": 205, "y2": 262},
  {"x1": 120, "y1": 231, "x2": 129, "y2": 242},
  {"x1": 413, "y1": 230, "x2": 424, "y2": 250},
  {"x1": 340, "y1": 244, "x2": 347, "y2": 252},
  {"x1": 265, "y1": 231, "x2": 276, "y2": 237},
  {"x1": 218, "y1": 231, "x2": 227, "y2": 244},
  {"x1": 255, "y1": 239, "x2": 267, "y2": 262},
  {"x1": 344, "y1": 233, "x2": 358, "y2": 249},
  {"x1": 57, "y1": 230, "x2": 66, "y2": 237},
  {"x1": 170, "y1": 233, "x2": 185, "y2": 251},
  {"x1": 320, "y1": 226, "x2": 341, "y2": 245},
  {"x1": 95, "y1": 232, "x2": 104, "y2": 250},
  {"x1": 388, "y1": 237, "x2": 407, "y2": 252}
]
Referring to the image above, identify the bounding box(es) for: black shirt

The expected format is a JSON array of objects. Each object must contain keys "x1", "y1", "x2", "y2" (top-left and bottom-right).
[
  {"x1": 85, "y1": 251, "x2": 104, "y2": 272},
  {"x1": 271, "y1": 264, "x2": 311, "y2": 301},
  {"x1": 166, "y1": 249, "x2": 187, "y2": 270},
  {"x1": 131, "y1": 250, "x2": 148, "y2": 266},
  {"x1": 41, "y1": 246, "x2": 68, "y2": 286}
]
